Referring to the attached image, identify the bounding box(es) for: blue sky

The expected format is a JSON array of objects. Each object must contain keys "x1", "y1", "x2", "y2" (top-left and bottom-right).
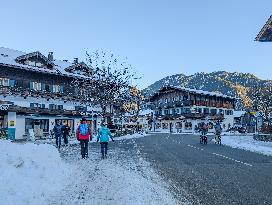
[{"x1": 1, "y1": 0, "x2": 272, "y2": 88}]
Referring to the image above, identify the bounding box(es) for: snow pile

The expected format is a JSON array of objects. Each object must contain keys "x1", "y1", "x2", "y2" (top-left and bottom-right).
[
  {"x1": 114, "y1": 132, "x2": 149, "y2": 141},
  {"x1": 222, "y1": 135, "x2": 272, "y2": 156},
  {"x1": 67, "y1": 133, "x2": 149, "y2": 145},
  {"x1": 0, "y1": 140, "x2": 73, "y2": 205}
]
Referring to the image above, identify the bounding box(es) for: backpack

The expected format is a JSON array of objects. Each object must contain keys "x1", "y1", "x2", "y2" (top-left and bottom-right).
[{"x1": 79, "y1": 124, "x2": 88, "y2": 136}]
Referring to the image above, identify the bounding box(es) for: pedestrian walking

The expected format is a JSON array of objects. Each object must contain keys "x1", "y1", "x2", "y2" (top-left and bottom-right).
[
  {"x1": 54, "y1": 120, "x2": 63, "y2": 149},
  {"x1": 77, "y1": 118, "x2": 92, "y2": 159},
  {"x1": 214, "y1": 122, "x2": 222, "y2": 145},
  {"x1": 97, "y1": 123, "x2": 114, "y2": 159},
  {"x1": 62, "y1": 123, "x2": 70, "y2": 145}
]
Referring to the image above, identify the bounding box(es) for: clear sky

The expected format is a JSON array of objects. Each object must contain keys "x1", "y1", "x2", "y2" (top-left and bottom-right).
[{"x1": 1, "y1": 0, "x2": 272, "y2": 88}]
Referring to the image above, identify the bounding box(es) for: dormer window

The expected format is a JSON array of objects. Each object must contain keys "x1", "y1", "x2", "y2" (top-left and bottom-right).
[
  {"x1": 15, "y1": 51, "x2": 54, "y2": 69},
  {"x1": 64, "y1": 62, "x2": 92, "y2": 76}
]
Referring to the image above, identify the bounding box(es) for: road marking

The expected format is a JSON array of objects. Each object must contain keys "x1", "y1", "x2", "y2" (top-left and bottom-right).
[
  {"x1": 186, "y1": 144, "x2": 253, "y2": 167},
  {"x1": 187, "y1": 144, "x2": 204, "y2": 151},
  {"x1": 212, "y1": 152, "x2": 253, "y2": 167}
]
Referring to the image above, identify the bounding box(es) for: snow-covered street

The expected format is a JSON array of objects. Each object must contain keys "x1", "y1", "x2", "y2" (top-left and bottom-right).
[
  {"x1": 49, "y1": 140, "x2": 178, "y2": 205},
  {"x1": 0, "y1": 136, "x2": 181, "y2": 205}
]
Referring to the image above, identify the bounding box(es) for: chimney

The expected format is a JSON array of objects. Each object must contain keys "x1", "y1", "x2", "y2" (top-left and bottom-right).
[
  {"x1": 73, "y1": 58, "x2": 78, "y2": 64},
  {"x1": 48, "y1": 52, "x2": 54, "y2": 61},
  {"x1": 63, "y1": 60, "x2": 68, "y2": 62}
]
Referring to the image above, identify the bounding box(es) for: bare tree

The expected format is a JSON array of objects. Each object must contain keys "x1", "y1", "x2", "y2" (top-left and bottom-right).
[
  {"x1": 249, "y1": 85, "x2": 272, "y2": 132},
  {"x1": 78, "y1": 49, "x2": 141, "y2": 123}
]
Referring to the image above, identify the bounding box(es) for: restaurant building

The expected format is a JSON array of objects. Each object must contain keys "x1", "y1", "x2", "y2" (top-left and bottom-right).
[
  {"x1": 148, "y1": 86, "x2": 237, "y2": 133},
  {"x1": 0, "y1": 47, "x2": 102, "y2": 140}
]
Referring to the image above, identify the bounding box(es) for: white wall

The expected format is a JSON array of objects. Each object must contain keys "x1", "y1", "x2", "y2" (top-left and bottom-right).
[{"x1": 16, "y1": 116, "x2": 26, "y2": 140}]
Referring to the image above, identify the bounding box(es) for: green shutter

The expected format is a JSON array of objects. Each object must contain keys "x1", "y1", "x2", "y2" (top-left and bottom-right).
[
  {"x1": 41, "y1": 83, "x2": 46, "y2": 91},
  {"x1": 9, "y1": 80, "x2": 15, "y2": 87},
  {"x1": 60, "y1": 85, "x2": 64, "y2": 93},
  {"x1": 29, "y1": 81, "x2": 33, "y2": 90}
]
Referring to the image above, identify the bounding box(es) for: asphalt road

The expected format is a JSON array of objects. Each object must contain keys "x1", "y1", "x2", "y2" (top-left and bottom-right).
[{"x1": 126, "y1": 133, "x2": 272, "y2": 205}]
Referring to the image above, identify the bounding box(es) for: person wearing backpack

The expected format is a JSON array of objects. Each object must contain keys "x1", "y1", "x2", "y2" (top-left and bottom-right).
[
  {"x1": 77, "y1": 118, "x2": 92, "y2": 159},
  {"x1": 97, "y1": 123, "x2": 114, "y2": 159}
]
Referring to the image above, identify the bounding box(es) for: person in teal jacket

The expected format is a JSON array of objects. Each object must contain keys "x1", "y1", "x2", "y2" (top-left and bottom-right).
[{"x1": 97, "y1": 123, "x2": 114, "y2": 159}]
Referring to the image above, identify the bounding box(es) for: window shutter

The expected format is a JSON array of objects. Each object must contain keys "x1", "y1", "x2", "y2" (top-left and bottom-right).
[
  {"x1": 60, "y1": 85, "x2": 64, "y2": 93},
  {"x1": 29, "y1": 81, "x2": 33, "y2": 90},
  {"x1": 41, "y1": 83, "x2": 46, "y2": 91},
  {"x1": 9, "y1": 80, "x2": 15, "y2": 87}
]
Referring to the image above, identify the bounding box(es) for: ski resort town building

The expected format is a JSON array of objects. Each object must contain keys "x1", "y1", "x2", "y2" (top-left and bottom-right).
[
  {"x1": 0, "y1": 47, "x2": 103, "y2": 140},
  {"x1": 148, "y1": 86, "x2": 237, "y2": 133},
  {"x1": 256, "y1": 15, "x2": 272, "y2": 42}
]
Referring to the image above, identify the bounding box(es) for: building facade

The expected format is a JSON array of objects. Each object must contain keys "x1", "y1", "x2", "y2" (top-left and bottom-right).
[
  {"x1": 256, "y1": 15, "x2": 272, "y2": 42},
  {"x1": 148, "y1": 86, "x2": 237, "y2": 133},
  {"x1": 0, "y1": 47, "x2": 102, "y2": 140}
]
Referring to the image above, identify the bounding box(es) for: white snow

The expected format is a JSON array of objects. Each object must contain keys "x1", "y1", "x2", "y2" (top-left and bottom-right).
[
  {"x1": 48, "y1": 142, "x2": 181, "y2": 205},
  {"x1": 0, "y1": 140, "x2": 73, "y2": 205},
  {"x1": 65, "y1": 132, "x2": 150, "y2": 146},
  {"x1": 222, "y1": 135, "x2": 272, "y2": 156},
  {"x1": 233, "y1": 110, "x2": 246, "y2": 118}
]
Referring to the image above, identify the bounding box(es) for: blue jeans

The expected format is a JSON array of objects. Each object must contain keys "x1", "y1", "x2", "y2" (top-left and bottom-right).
[
  {"x1": 55, "y1": 134, "x2": 62, "y2": 148},
  {"x1": 100, "y1": 142, "x2": 108, "y2": 156}
]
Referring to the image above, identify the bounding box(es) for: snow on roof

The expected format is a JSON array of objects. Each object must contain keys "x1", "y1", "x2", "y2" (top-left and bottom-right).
[
  {"x1": 139, "y1": 109, "x2": 152, "y2": 116},
  {"x1": 0, "y1": 47, "x2": 91, "y2": 79},
  {"x1": 153, "y1": 85, "x2": 237, "y2": 99},
  {"x1": 233, "y1": 110, "x2": 246, "y2": 118}
]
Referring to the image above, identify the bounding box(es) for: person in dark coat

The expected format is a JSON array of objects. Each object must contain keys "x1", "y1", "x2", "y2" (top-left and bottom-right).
[
  {"x1": 54, "y1": 120, "x2": 63, "y2": 149},
  {"x1": 62, "y1": 123, "x2": 70, "y2": 145}
]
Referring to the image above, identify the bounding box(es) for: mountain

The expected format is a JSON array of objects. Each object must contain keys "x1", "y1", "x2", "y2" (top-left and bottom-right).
[{"x1": 142, "y1": 71, "x2": 272, "y2": 107}]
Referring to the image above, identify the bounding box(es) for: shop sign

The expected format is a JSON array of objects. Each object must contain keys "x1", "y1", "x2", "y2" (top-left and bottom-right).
[{"x1": 0, "y1": 104, "x2": 10, "y2": 110}]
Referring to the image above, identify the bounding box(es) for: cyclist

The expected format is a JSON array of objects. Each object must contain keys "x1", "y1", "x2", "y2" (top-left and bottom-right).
[{"x1": 214, "y1": 122, "x2": 222, "y2": 145}]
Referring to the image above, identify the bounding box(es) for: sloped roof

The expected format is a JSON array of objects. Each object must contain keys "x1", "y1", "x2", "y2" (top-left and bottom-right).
[
  {"x1": 149, "y1": 85, "x2": 238, "y2": 100},
  {"x1": 65, "y1": 62, "x2": 92, "y2": 76},
  {"x1": 15, "y1": 51, "x2": 55, "y2": 68},
  {"x1": 0, "y1": 47, "x2": 91, "y2": 79},
  {"x1": 256, "y1": 16, "x2": 272, "y2": 42}
]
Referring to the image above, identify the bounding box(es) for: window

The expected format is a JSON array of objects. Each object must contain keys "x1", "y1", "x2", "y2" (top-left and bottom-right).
[
  {"x1": 30, "y1": 81, "x2": 42, "y2": 91},
  {"x1": 49, "y1": 104, "x2": 63, "y2": 110},
  {"x1": 176, "y1": 109, "x2": 180, "y2": 114},
  {"x1": 52, "y1": 85, "x2": 64, "y2": 93},
  {"x1": 30, "y1": 103, "x2": 45, "y2": 108},
  {"x1": 172, "y1": 109, "x2": 176, "y2": 114},
  {"x1": 210, "y1": 109, "x2": 217, "y2": 115},
  {"x1": 0, "y1": 78, "x2": 9, "y2": 86},
  {"x1": 165, "y1": 98, "x2": 168, "y2": 103},
  {"x1": 25, "y1": 118, "x2": 49, "y2": 132},
  {"x1": 164, "y1": 110, "x2": 169, "y2": 115},
  {"x1": 203, "y1": 108, "x2": 209, "y2": 114}
]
